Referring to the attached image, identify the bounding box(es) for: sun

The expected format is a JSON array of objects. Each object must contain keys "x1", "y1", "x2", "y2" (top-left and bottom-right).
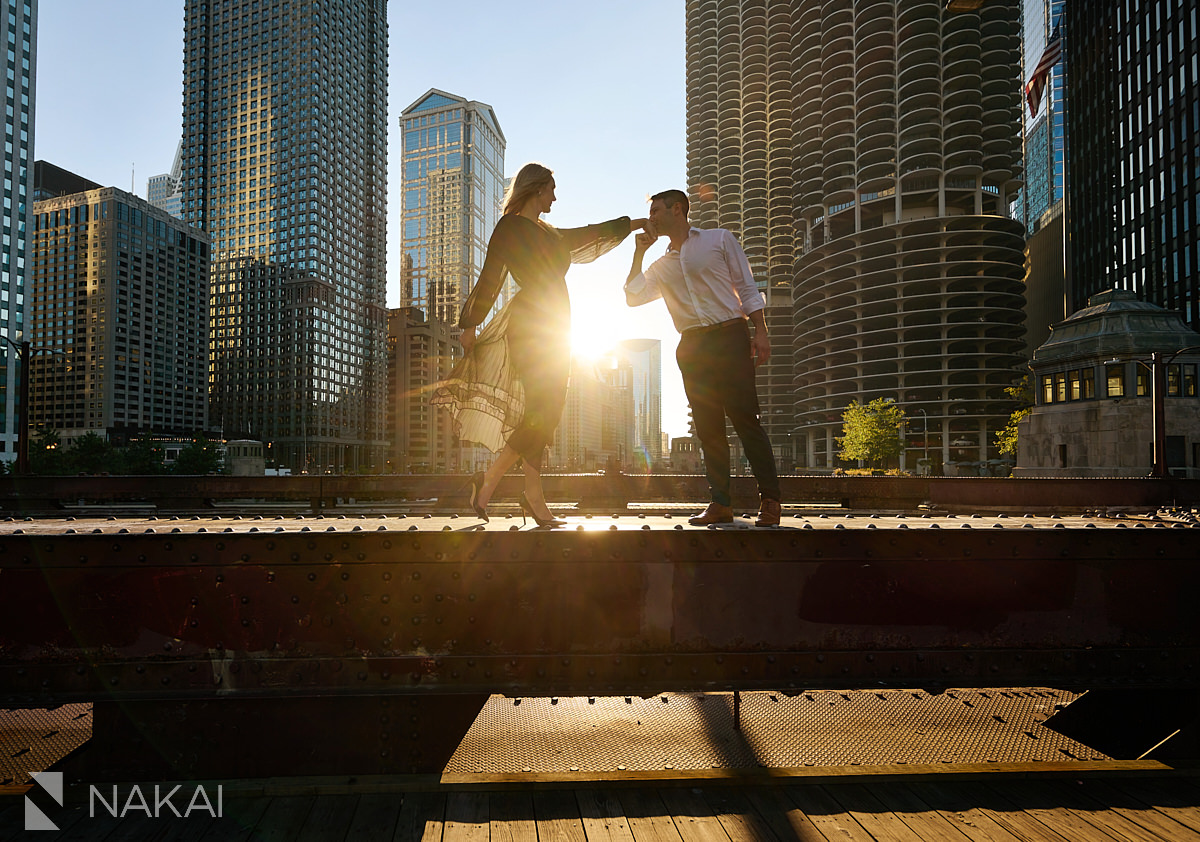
[
  {"x1": 567, "y1": 266, "x2": 625, "y2": 362},
  {"x1": 570, "y1": 318, "x2": 618, "y2": 362}
]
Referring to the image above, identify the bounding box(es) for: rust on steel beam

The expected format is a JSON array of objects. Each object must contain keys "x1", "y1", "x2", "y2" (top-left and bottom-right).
[
  {"x1": 2, "y1": 525, "x2": 1197, "y2": 701},
  {"x1": 2, "y1": 519, "x2": 1197, "y2": 779}
]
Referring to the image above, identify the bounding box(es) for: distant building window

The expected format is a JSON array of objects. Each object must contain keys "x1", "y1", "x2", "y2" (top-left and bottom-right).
[
  {"x1": 1167, "y1": 364, "x2": 1182, "y2": 397},
  {"x1": 1054, "y1": 372, "x2": 1067, "y2": 403},
  {"x1": 1137, "y1": 368, "x2": 1150, "y2": 396},
  {"x1": 1105, "y1": 364, "x2": 1125, "y2": 397},
  {"x1": 1068, "y1": 370, "x2": 1081, "y2": 400},
  {"x1": 1185, "y1": 365, "x2": 1197, "y2": 398}
]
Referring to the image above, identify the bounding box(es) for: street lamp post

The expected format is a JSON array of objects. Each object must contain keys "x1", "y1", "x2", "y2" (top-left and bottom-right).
[
  {"x1": 3, "y1": 338, "x2": 67, "y2": 474},
  {"x1": 1111, "y1": 346, "x2": 1200, "y2": 479},
  {"x1": 915, "y1": 408, "x2": 929, "y2": 466},
  {"x1": 1151, "y1": 351, "x2": 1167, "y2": 479},
  {"x1": 14, "y1": 339, "x2": 29, "y2": 474}
]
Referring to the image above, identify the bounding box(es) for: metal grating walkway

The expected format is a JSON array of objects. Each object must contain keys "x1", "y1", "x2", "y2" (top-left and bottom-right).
[
  {"x1": 0, "y1": 704, "x2": 91, "y2": 785},
  {"x1": 446, "y1": 689, "x2": 1109, "y2": 775}
]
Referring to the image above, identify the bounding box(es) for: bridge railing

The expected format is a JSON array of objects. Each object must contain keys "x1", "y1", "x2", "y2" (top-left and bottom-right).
[{"x1": 0, "y1": 473, "x2": 1195, "y2": 514}]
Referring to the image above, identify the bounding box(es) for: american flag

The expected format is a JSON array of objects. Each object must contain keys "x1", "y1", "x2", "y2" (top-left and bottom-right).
[{"x1": 1025, "y1": 20, "x2": 1062, "y2": 118}]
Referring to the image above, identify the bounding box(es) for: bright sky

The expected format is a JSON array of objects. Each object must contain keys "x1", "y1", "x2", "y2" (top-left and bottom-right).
[{"x1": 33, "y1": 0, "x2": 692, "y2": 437}]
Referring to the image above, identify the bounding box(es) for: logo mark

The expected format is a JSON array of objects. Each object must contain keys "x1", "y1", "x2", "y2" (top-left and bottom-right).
[{"x1": 25, "y1": 771, "x2": 64, "y2": 831}]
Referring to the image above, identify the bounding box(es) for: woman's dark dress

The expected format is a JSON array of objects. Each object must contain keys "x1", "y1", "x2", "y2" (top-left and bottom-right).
[{"x1": 432, "y1": 214, "x2": 631, "y2": 469}]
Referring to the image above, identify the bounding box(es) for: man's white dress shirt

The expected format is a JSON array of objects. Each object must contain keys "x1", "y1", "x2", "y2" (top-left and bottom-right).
[{"x1": 624, "y1": 227, "x2": 766, "y2": 333}]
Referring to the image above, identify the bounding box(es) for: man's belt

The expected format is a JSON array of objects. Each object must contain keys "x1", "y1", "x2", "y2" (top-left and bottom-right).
[{"x1": 681, "y1": 317, "x2": 745, "y2": 337}]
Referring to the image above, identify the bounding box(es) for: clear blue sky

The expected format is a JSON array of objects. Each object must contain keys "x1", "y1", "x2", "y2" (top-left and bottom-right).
[{"x1": 34, "y1": 0, "x2": 693, "y2": 437}]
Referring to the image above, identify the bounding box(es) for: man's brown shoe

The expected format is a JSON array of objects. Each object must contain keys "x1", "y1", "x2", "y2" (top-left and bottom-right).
[
  {"x1": 755, "y1": 498, "x2": 782, "y2": 527},
  {"x1": 688, "y1": 502, "x2": 734, "y2": 526}
]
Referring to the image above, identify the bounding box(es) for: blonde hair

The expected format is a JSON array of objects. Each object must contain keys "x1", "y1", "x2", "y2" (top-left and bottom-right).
[{"x1": 503, "y1": 162, "x2": 554, "y2": 216}]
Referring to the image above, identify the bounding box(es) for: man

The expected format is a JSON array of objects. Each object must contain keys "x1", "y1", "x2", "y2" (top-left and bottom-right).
[{"x1": 625, "y1": 189, "x2": 781, "y2": 527}]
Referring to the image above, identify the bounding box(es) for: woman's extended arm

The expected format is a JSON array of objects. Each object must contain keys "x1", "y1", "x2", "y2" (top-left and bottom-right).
[{"x1": 559, "y1": 216, "x2": 645, "y2": 264}]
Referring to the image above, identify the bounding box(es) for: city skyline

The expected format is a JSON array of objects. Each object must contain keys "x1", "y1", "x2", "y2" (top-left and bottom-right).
[{"x1": 34, "y1": 0, "x2": 694, "y2": 438}]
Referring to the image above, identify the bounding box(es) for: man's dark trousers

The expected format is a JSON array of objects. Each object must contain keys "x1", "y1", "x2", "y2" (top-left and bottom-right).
[{"x1": 676, "y1": 319, "x2": 780, "y2": 507}]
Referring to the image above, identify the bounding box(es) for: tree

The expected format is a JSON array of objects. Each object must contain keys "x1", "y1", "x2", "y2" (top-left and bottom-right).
[
  {"x1": 995, "y1": 376, "x2": 1034, "y2": 457},
  {"x1": 118, "y1": 436, "x2": 166, "y2": 475},
  {"x1": 172, "y1": 436, "x2": 223, "y2": 475},
  {"x1": 65, "y1": 432, "x2": 118, "y2": 475},
  {"x1": 837, "y1": 398, "x2": 905, "y2": 467},
  {"x1": 29, "y1": 428, "x2": 67, "y2": 475}
]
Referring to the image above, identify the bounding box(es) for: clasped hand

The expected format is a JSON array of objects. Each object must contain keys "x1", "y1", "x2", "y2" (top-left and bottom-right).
[{"x1": 633, "y1": 218, "x2": 660, "y2": 251}]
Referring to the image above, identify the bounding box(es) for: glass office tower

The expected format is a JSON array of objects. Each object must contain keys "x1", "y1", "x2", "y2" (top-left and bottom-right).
[
  {"x1": 400, "y1": 89, "x2": 505, "y2": 328},
  {"x1": 0, "y1": 0, "x2": 34, "y2": 465},
  {"x1": 147, "y1": 141, "x2": 185, "y2": 220},
  {"x1": 615, "y1": 338, "x2": 662, "y2": 469},
  {"x1": 180, "y1": 0, "x2": 389, "y2": 473},
  {"x1": 1066, "y1": 0, "x2": 1200, "y2": 328},
  {"x1": 1015, "y1": 0, "x2": 1065, "y2": 232}
]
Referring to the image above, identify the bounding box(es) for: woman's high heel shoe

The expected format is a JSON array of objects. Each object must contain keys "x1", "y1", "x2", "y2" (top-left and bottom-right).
[
  {"x1": 469, "y1": 471, "x2": 489, "y2": 522},
  {"x1": 519, "y1": 491, "x2": 564, "y2": 527}
]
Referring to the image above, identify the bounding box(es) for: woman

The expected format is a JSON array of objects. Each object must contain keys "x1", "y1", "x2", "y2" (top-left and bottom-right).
[{"x1": 432, "y1": 163, "x2": 646, "y2": 525}]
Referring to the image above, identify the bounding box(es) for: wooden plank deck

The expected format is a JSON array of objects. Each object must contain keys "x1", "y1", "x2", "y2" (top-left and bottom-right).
[{"x1": 3, "y1": 775, "x2": 1200, "y2": 842}]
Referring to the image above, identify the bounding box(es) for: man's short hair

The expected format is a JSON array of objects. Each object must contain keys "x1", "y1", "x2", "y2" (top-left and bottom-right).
[{"x1": 651, "y1": 189, "x2": 689, "y2": 216}]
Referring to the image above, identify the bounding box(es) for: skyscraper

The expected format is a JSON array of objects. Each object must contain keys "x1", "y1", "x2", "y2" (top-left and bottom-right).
[
  {"x1": 686, "y1": 0, "x2": 1028, "y2": 474},
  {"x1": 180, "y1": 0, "x2": 389, "y2": 473},
  {"x1": 615, "y1": 338, "x2": 662, "y2": 469},
  {"x1": 686, "y1": 2, "x2": 795, "y2": 465},
  {"x1": 387, "y1": 306, "x2": 458, "y2": 473},
  {"x1": 1066, "y1": 0, "x2": 1200, "y2": 328},
  {"x1": 1018, "y1": 0, "x2": 1068, "y2": 354},
  {"x1": 147, "y1": 141, "x2": 184, "y2": 219},
  {"x1": 400, "y1": 89, "x2": 506, "y2": 327},
  {"x1": 549, "y1": 355, "x2": 631, "y2": 472},
  {"x1": 0, "y1": 0, "x2": 34, "y2": 465},
  {"x1": 31, "y1": 168, "x2": 210, "y2": 443},
  {"x1": 1015, "y1": 0, "x2": 1065, "y2": 232}
]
